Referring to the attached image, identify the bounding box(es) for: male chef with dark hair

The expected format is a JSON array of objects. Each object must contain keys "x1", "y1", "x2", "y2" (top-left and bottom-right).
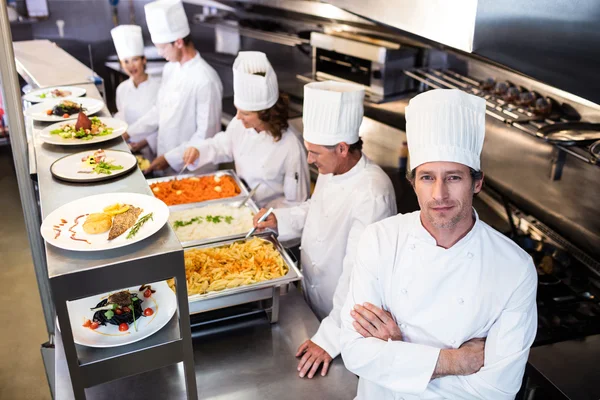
[
  {"x1": 341, "y1": 89, "x2": 538, "y2": 399},
  {"x1": 124, "y1": 0, "x2": 223, "y2": 175},
  {"x1": 254, "y1": 81, "x2": 397, "y2": 379}
]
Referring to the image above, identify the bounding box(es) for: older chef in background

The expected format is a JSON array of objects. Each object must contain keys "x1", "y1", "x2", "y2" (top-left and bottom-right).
[
  {"x1": 124, "y1": 0, "x2": 223, "y2": 175},
  {"x1": 254, "y1": 81, "x2": 397, "y2": 379},
  {"x1": 111, "y1": 25, "x2": 161, "y2": 161},
  {"x1": 341, "y1": 89, "x2": 538, "y2": 399},
  {"x1": 182, "y1": 51, "x2": 310, "y2": 208}
]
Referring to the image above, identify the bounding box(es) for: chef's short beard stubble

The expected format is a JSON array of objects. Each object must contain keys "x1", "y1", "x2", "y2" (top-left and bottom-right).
[{"x1": 408, "y1": 168, "x2": 482, "y2": 230}]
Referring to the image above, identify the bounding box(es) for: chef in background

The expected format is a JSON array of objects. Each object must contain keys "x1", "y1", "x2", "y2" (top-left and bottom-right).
[
  {"x1": 111, "y1": 25, "x2": 161, "y2": 162},
  {"x1": 253, "y1": 81, "x2": 397, "y2": 379},
  {"x1": 124, "y1": 0, "x2": 223, "y2": 175},
  {"x1": 181, "y1": 51, "x2": 310, "y2": 208},
  {"x1": 340, "y1": 89, "x2": 537, "y2": 399}
]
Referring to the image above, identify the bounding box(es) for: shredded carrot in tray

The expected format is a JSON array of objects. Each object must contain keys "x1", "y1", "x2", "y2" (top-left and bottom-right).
[{"x1": 149, "y1": 175, "x2": 241, "y2": 206}]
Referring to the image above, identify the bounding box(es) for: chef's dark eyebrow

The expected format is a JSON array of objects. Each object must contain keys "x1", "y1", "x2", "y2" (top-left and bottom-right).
[{"x1": 416, "y1": 169, "x2": 466, "y2": 176}]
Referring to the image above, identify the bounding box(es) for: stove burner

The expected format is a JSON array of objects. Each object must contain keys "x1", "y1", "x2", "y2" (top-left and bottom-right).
[
  {"x1": 481, "y1": 78, "x2": 495, "y2": 91},
  {"x1": 534, "y1": 97, "x2": 552, "y2": 116},
  {"x1": 504, "y1": 87, "x2": 521, "y2": 103},
  {"x1": 494, "y1": 81, "x2": 510, "y2": 96},
  {"x1": 517, "y1": 91, "x2": 536, "y2": 107}
]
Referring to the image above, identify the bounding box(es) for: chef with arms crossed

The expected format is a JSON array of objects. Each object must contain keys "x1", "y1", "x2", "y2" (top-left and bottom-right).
[
  {"x1": 253, "y1": 81, "x2": 397, "y2": 380},
  {"x1": 111, "y1": 25, "x2": 161, "y2": 161},
  {"x1": 181, "y1": 51, "x2": 310, "y2": 208},
  {"x1": 341, "y1": 88, "x2": 538, "y2": 400},
  {"x1": 124, "y1": 0, "x2": 223, "y2": 175}
]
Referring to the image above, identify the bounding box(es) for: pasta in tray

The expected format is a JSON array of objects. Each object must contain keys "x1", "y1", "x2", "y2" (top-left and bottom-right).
[{"x1": 168, "y1": 237, "x2": 288, "y2": 296}]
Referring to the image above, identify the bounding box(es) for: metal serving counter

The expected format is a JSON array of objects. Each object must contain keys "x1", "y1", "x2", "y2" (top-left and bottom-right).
[
  {"x1": 11, "y1": 40, "x2": 198, "y2": 399},
  {"x1": 55, "y1": 287, "x2": 358, "y2": 400}
]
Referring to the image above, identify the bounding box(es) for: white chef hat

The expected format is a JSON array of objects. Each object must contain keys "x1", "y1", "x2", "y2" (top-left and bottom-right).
[
  {"x1": 303, "y1": 81, "x2": 364, "y2": 146},
  {"x1": 111, "y1": 25, "x2": 144, "y2": 60},
  {"x1": 144, "y1": 0, "x2": 190, "y2": 45},
  {"x1": 405, "y1": 89, "x2": 486, "y2": 171},
  {"x1": 233, "y1": 52, "x2": 279, "y2": 111}
]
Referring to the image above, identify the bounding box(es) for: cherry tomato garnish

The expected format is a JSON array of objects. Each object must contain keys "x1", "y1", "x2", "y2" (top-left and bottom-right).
[
  {"x1": 82, "y1": 319, "x2": 91, "y2": 327},
  {"x1": 90, "y1": 321, "x2": 100, "y2": 330},
  {"x1": 122, "y1": 306, "x2": 130, "y2": 313},
  {"x1": 115, "y1": 308, "x2": 123, "y2": 315},
  {"x1": 63, "y1": 113, "x2": 70, "y2": 118},
  {"x1": 143, "y1": 308, "x2": 154, "y2": 317},
  {"x1": 118, "y1": 323, "x2": 129, "y2": 332},
  {"x1": 144, "y1": 288, "x2": 152, "y2": 298},
  {"x1": 46, "y1": 110, "x2": 53, "y2": 115}
]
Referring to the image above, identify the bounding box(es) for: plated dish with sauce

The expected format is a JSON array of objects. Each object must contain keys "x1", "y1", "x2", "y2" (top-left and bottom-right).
[
  {"x1": 40, "y1": 192, "x2": 169, "y2": 251},
  {"x1": 63, "y1": 281, "x2": 176, "y2": 348}
]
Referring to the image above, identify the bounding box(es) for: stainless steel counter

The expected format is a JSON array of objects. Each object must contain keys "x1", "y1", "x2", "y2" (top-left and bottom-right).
[
  {"x1": 13, "y1": 40, "x2": 182, "y2": 283},
  {"x1": 55, "y1": 287, "x2": 359, "y2": 399},
  {"x1": 14, "y1": 40, "x2": 199, "y2": 399}
]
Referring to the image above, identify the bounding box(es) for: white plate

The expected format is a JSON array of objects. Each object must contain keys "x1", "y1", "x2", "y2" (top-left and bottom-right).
[
  {"x1": 65, "y1": 281, "x2": 177, "y2": 348},
  {"x1": 39, "y1": 117, "x2": 127, "y2": 146},
  {"x1": 50, "y1": 150, "x2": 137, "y2": 183},
  {"x1": 23, "y1": 86, "x2": 87, "y2": 103},
  {"x1": 24, "y1": 96, "x2": 104, "y2": 122},
  {"x1": 40, "y1": 192, "x2": 169, "y2": 252}
]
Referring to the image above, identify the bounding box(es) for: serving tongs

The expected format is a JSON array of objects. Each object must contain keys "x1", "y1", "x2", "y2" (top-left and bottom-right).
[{"x1": 237, "y1": 183, "x2": 261, "y2": 208}]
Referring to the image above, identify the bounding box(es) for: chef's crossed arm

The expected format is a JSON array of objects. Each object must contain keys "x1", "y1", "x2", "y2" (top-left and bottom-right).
[{"x1": 340, "y1": 225, "x2": 538, "y2": 399}]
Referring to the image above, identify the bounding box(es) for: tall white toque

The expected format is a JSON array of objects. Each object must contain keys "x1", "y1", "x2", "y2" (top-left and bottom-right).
[
  {"x1": 111, "y1": 25, "x2": 144, "y2": 60},
  {"x1": 233, "y1": 51, "x2": 279, "y2": 111},
  {"x1": 144, "y1": 0, "x2": 190, "y2": 45},
  {"x1": 405, "y1": 88, "x2": 486, "y2": 171},
  {"x1": 302, "y1": 80, "x2": 365, "y2": 146}
]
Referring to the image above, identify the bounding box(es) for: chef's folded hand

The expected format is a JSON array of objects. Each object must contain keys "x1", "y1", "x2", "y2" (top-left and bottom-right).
[
  {"x1": 351, "y1": 303, "x2": 402, "y2": 341},
  {"x1": 183, "y1": 147, "x2": 200, "y2": 166},
  {"x1": 253, "y1": 208, "x2": 278, "y2": 232},
  {"x1": 129, "y1": 139, "x2": 148, "y2": 153},
  {"x1": 122, "y1": 132, "x2": 130, "y2": 142},
  {"x1": 296, "y1": 339, "x2": 333, "y2": 379},
  {"x1": 144, "y1": 155, "x2": 169, "y2": 174},
  {"x1": 433, "y1": 337, "x2": 486, "y2": 379}
]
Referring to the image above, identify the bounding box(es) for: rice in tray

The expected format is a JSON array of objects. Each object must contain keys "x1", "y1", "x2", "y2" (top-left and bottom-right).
[{"x1": 169, "y1": 204, "x2": 255, "y2": 243}]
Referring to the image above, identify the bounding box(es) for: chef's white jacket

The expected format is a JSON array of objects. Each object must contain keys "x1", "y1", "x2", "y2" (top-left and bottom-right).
[
  {"x1": 114, "y1": 76, "x2": 161, "y2": 157},
  {"x1": 127, "y1": 53, "x2": 223, "y2": 172},
  {"x1": 275, "y1": 154, "x2": 397, "y2": 358},
  {"x1": 340, "y1": 210, "x2": 538, "y2": 400},
  {"x1": 188, "y1": 117, "x2": 310, "y2": 208}
]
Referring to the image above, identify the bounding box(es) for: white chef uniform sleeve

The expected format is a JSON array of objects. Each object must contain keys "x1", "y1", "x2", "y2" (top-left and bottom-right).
[
  {"x1": 280, "y1": 138, "x2": 310, "y2": 207},
  {"x1": 164, "y1": 81, "x2": 222, "y2": 171},
  {"x1": 114, "y1": 83, "x2": 125, "y2": 121},
  {"x1": 312, "y1": 194, "x2": 396, "y2": 358},
  {"x1": 126, "y1": 105, "x2": 160, "y2": 139},
  {"x1": 425, "y1": 259, "x2": 538, "y2": 399},
  {"x1": 187, "y1": 121, "x2": 236, "y2": 171},
  {"x1": 146, "y1": 133, "x2": 158, "y2": 154},
  {"x1": 340, "y1": 225, "x2": 441, "y2": 395},
  {"x1": 272, "y1": 199, "x2": 311, "y2": 242}
]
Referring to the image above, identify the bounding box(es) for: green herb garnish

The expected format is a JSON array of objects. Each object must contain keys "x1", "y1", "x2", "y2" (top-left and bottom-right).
[
  {"x1": 127, "y1": 212, "x2": 154, "y2": 239},
  {"x1": 104, "y1": 310, "x2": 114, "y2": 319},
  {"x1": 39, "y1": 93, "x2": 47, "y2": 99},
  {"x1": 94, "y1": 161, "x2": 124, "y2": 175},
  {"x1": 174, "y1": 214, "x2": 234, "y2": 229}
]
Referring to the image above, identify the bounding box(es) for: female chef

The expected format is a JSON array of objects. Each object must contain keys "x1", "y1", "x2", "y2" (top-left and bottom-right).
[
  {"x1": 111, "y1": 24, "x2": 161, "y2": 160},
  {"x1": 182, "y1": 51, "x2": 310, "y2": 208}
]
